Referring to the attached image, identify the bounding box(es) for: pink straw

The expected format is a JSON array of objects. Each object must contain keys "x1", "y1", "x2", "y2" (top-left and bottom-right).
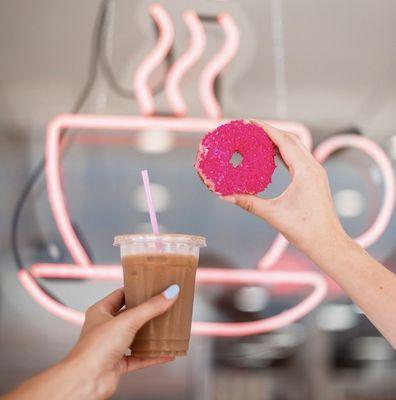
[{"x1": 141, "y1": 170, "x2": 160, "y2": 235}]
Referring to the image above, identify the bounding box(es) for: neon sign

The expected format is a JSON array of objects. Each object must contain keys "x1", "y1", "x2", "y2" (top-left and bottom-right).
[{"x1": 19, "y1": 4, "x2": 395, "y2": 336}]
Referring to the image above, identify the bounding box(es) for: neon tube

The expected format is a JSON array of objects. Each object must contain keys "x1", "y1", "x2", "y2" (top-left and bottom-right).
[
  {"x1": 29, "y1": 264, "x2": 327, "y2": 336},
  {"x1": 18, "y1": 270, "x2": 84, "y2": 325},
  {"x1": 45, "y1": 114, "x2": 309, "y2": 267},
  {"x1": 47, "y1": 114, "x2": 309, "y2": 133},
  {"x1": 193, "y1": 268, "x2": 327, "y2": 336},
  {"x1": 199, "y1": 13, "x2": 240, "y2": 118},
  {"x1": 31, "y1": 264, "x2": 122, "y2": 280},
  {"x1": 133, "y1": 4, "x2": 174, "y2": 115},
  {"x1": 165, "y1": 10, "x2": 206, "y2": 116},
  {"x1": 46, "y1": 117, "x2": 92, "y2": 265},
  {"x1": 314, "y1": 135, "x2": 395, "y2": 248},
  {"x1": 258, "y1": 234, "x2": 289, "y2": 269}
]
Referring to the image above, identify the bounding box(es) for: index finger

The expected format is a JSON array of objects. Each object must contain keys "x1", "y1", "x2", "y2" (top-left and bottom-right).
[
  {"x1": 250, "y1": 119, "x2": 313, "y2": 170},
  {"x1": 90, "y1": 287, "x2": 125, "y2": 316}
]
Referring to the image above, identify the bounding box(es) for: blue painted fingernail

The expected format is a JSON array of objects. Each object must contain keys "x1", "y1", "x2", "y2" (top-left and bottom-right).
[{"x1": 163, "y1": 284, "x2": 180, "y2": 300}]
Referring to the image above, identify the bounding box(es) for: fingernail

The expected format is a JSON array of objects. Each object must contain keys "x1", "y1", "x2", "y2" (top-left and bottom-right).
[
  {"x1": 163, "y1": 284, "x2": 180, "y2": 300},
  {"x1": 220, "y1": 196, "x2": 236, "y2": 204}
]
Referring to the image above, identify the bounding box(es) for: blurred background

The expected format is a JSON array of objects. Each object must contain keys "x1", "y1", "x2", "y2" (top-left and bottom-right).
[{"x1": 1, "y1": 0, "x2": 396, "y2": 399}]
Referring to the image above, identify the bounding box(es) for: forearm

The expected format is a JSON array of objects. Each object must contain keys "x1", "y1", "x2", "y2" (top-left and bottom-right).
[
  {"x1": 307, "y1": 232, "x2": 396, "y2": 348},
  {"x1": 2, "y1": 359, "x2": 97, "y2": 400}
]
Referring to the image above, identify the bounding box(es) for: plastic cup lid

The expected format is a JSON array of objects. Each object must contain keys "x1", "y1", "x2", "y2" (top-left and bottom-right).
[{"x1": 113, "y1": 233, "x2": 206, "y2": 248}]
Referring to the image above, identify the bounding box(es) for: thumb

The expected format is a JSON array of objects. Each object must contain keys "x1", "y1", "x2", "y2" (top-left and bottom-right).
[
  {"x1": 221, "y1": 194, "x2": 272, "y2": 219},
  {"x1": 114, "y1": 284, "x2": 180, "y2": 336}
]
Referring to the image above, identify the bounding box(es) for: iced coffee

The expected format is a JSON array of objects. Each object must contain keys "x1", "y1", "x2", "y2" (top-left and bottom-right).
[{"x1": 114, "y1": 234, "x2": 206, "y2": 357}]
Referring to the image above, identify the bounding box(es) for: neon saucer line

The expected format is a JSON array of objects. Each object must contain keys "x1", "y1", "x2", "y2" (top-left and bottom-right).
[
  {"x1": 18, "y1": 270, "x2": 84, "y2": 325},
  {"x1": 27, "y1": 264, "x2": 327, "y2": 336}
]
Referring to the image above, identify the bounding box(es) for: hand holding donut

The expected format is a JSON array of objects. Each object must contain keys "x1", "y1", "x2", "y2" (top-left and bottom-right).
[
  {"x1": 195, "y1": 119, "x2": 348, "y2": 256},
  {"x1": 220, "y1": 120, "x2": 348, "y2": 255}
]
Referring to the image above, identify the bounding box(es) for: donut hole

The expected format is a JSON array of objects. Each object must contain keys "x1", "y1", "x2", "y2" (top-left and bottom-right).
[{"x1": 230, "y1": 151, "x2": 243, "y2": 168}]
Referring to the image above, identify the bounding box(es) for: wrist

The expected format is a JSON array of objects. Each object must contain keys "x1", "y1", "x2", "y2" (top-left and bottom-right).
[
  {"x1": 3, "y1": 357, "x2": 100, "y2": 400},
  {"x1": 303, "y1": 227, "x2": 358, "y2": 270},
  {"x1": 58, "y1": 357, "x2": 99, "y2": 400}
]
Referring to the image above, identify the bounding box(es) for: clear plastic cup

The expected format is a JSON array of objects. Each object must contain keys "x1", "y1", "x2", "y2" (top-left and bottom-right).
[{"x1": 114, "y1": 233, "x2": 206, "y2": 357}]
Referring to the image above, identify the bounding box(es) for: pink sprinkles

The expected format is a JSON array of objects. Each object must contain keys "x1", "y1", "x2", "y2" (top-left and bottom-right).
[{"x1": 195, "y1": 120, "x2": 276, "y2": 195}]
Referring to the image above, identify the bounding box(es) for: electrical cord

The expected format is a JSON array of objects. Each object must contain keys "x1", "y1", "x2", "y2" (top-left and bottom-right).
[
  {"x1": 11, "y1": 0, "x2": 172, "y2": 303},
  {"x1": 10, "y1": 0, "x2": 109, "y2": 303}
]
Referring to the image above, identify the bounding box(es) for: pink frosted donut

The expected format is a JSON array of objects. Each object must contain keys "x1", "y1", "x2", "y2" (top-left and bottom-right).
[{"x1": 195, "y1": 120, "x2": 276, "y2": 196}]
